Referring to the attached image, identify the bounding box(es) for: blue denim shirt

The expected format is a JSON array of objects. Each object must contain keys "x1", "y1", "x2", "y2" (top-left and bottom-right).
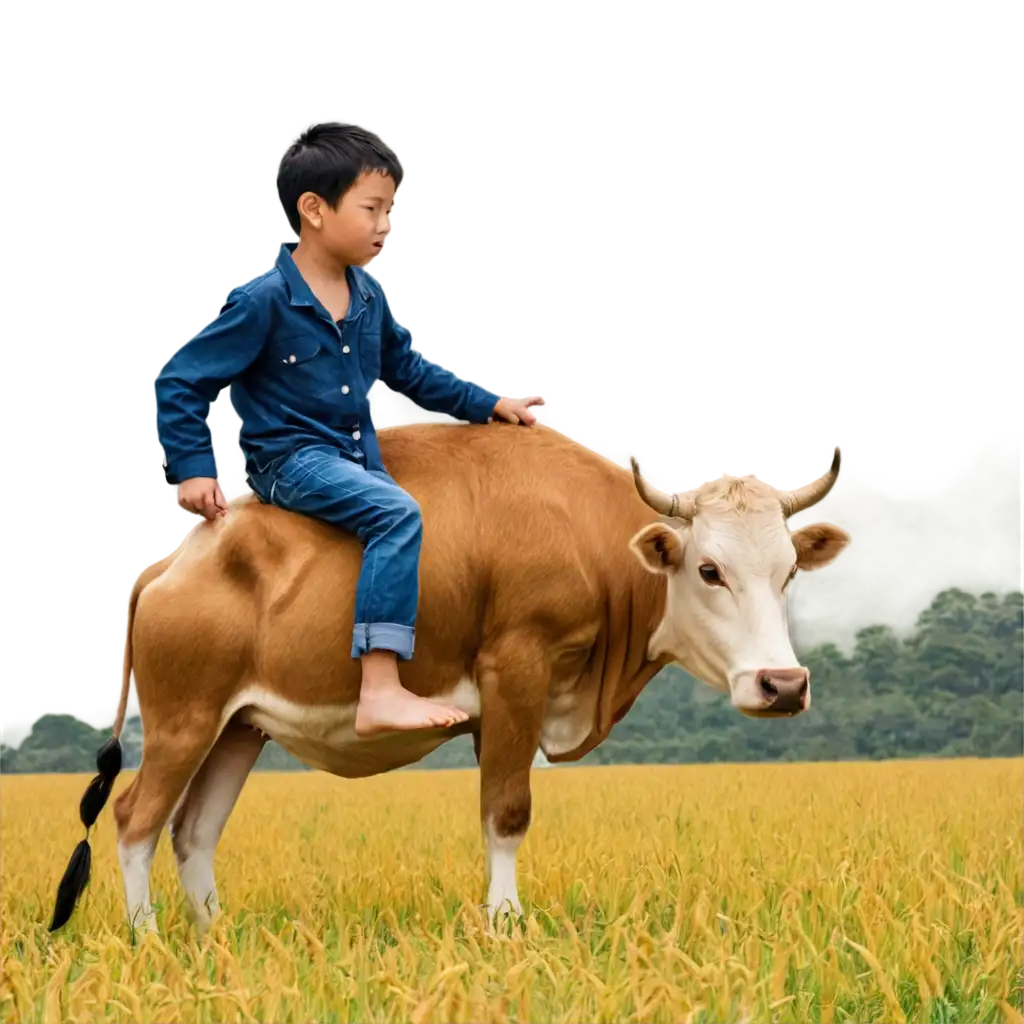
[{"x1": 155, "y1": 243, "x2": 500, "y2": 483}]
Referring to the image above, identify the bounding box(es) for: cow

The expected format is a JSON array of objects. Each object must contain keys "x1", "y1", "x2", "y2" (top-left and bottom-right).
[{"x1": 49, "y1": 423, "x2": 850, "y2": 937}]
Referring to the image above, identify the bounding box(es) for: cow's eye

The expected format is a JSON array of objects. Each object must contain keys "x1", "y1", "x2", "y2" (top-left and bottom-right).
[
  {"x1": 699, "y1": 564, "x2": 722, "y2": 586},
  {"x1": 783, "y1": 565, "x2": 798, "y2": 589}
]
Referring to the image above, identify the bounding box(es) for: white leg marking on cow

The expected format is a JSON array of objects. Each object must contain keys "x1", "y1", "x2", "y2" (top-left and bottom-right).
[
  {"x1": 172, "y1": 726, "x2": 264, "y2": 935},
  {"x1": 485, "y1": 820, "x2": 524, "y2": 917},
  {"x1": 118, "y1": 836, "x2": 159, "y2": 937},
  {"x1": 177, "y1": 847, "x2": 220, "y2": 934}
]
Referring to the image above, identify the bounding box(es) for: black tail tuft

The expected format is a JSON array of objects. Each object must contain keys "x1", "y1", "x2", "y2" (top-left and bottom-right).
[
  {"x1": 49, "y1": 839, "x2": 92, "y2": 932},
  {"x1": 49, "y1": 737, "x2": 123, "y2": 932}
]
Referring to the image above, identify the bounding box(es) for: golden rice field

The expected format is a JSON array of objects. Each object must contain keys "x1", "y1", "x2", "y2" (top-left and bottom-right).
[{"x1": 2, "y1": 759, "x2": 1022, "y2": 1023}]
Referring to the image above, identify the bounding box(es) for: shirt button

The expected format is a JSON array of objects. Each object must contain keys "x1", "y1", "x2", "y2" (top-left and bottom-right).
[
  {"x1": 353, "y1": 430, "x2": 362, "y2": 441},
  {"x1": 342, "y1": 345, "x2": 351, "y2": 354},
  {"x1": 341, "y1": 385, "x2": 350, "y2": 394},
  {"x1": 288, "y1": 354, "x2": 296, "y2": 364}
]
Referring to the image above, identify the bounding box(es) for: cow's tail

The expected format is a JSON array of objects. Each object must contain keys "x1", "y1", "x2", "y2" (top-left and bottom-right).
[{"x1": 48, "y1": 570, "x2": 149, "y2": 932}]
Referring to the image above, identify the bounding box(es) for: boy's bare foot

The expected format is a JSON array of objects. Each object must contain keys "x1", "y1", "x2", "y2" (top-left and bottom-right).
[
  {"x1": 355, "y1": 650, "x2": 469, "y2": 737},
  {"x1": 354, "y1": 685, "x2": 470, "y2": 737}
]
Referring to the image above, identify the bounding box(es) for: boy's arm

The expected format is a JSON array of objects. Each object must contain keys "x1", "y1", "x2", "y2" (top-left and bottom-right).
[
  {"x1": 378, "y1": 294, "x2": 500, "y2": 424},
  {"x1": 155, "y1": 288, "x2": 267, "y2": 484}
]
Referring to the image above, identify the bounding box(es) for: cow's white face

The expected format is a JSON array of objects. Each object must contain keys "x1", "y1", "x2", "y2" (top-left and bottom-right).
[{"x1": 628, "y1": 462, "x2": 850, "y2": 718}]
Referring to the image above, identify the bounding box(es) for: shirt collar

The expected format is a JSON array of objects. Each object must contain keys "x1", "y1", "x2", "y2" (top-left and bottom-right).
[{"x1": 276, "y1": 243, "x2": 370, "y2": 322}]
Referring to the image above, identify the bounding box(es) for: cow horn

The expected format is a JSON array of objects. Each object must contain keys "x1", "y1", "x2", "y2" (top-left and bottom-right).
[
  {"x1": 630, "y1": 458, "x2": 697, "y2": 520},
  {"x1": 776, "y1": 447, "x2": 841, "y2": 517}
]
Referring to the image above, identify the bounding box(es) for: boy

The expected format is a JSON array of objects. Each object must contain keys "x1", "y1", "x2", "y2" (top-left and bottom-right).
[{"x1": 155, "y1": 123, "x2": 543, "y2": 736}]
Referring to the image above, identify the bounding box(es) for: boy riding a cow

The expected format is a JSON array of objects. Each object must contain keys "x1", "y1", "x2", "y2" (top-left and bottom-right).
[{"x1": 49, "y1": 124, "x2": 850, "y2": 938}]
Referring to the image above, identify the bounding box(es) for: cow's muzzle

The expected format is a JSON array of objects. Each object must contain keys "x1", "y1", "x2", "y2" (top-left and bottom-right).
[{"x1": 755, "y1": 667, "x2": 810, "y2": 715}]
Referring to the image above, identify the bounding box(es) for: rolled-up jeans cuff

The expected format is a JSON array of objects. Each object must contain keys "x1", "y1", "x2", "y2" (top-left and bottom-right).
[{"x1": 352, "y1": 623, "x2": 415, "y2": 661}]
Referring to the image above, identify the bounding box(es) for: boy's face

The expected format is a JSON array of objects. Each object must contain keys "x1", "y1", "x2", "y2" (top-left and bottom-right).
[{"x1": 300, "y1": 170, "x2": 396, "y2": 266}]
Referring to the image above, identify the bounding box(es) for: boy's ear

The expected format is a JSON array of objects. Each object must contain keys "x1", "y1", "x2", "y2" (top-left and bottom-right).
[
  {"x1": 630, "y1": 522, "x2": 686, "y2": 575},
  {"x1": 791, "y1": 523, "x2": 851, "y2": 571}
]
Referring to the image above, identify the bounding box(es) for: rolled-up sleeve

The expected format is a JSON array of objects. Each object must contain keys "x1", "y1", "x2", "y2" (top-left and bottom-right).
[{"x1": 155, "y1": 289, "x2": 267, "y2": 484}]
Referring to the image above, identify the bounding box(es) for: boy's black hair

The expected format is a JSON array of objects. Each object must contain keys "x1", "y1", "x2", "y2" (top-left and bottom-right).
[{"x1": 277, "y1": 123, "x2": 403, "y2": 236}]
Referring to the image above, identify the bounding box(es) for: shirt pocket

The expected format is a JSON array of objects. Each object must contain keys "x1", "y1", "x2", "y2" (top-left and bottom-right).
[
  {"x1": 268, "y1": 333, "x2": 343, "y2": 410},
  {"x1": 273, "y1": 333, "x2": 323, "y2": 371}
]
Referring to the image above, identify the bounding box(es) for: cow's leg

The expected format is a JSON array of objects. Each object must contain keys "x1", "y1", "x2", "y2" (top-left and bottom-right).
[
  {"x1": 476, "y1": 635, "x2": 549, "y2": 920},
  {"x1": 169, "y1": 720, "x2": 266, "y2": 935},
  {"x1": 112, "y1": 716, "x2": 221, "y2": 938}
]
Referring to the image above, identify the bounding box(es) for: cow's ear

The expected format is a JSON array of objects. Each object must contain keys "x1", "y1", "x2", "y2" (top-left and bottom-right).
[
  {"x1": 630, "y1": 522, "x2": 685, "y2": 575},
  {"x1": 791, "y1": 523, "x2": 851, "y2": 570}
]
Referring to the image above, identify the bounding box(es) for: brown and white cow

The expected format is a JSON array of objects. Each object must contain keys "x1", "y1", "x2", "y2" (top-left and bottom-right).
[{"x1": 49, "y1": 423, "x2": 849, "y2": 937}]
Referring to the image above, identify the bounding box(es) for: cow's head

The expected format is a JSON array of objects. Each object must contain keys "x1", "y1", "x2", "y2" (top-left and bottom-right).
[{"x1": 628, "y1": 449, "x2": 850, "y2": 717}]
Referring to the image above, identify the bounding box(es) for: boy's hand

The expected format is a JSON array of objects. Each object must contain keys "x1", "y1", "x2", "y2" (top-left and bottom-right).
[
  {"x1": 178, "y1": 477, "x2": 229, "y2": 520},
  {"x1": 491, "y1": 396, "x2": 545, "y2": 426}
]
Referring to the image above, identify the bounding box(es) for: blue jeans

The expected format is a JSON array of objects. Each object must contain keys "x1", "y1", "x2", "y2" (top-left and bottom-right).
[{"x1": 248, "y1": 445, "x2": 421, "y2": 661}]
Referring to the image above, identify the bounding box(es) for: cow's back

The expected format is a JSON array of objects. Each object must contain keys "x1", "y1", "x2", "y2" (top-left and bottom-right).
[
  {"x1": 379, "y1": 422, "x2": 656, "y2": 639},
  {"x1": 131, "y1": 424, "x2": 661, "y2": 764}
]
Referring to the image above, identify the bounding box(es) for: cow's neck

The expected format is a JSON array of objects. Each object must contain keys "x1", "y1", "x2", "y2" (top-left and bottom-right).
[
  {"x1": 554, "y1": 549, "x2": 672, "y2": 762},
  {"x1": 609, "y1": 556, "x2": 674, "y2": 721}
]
